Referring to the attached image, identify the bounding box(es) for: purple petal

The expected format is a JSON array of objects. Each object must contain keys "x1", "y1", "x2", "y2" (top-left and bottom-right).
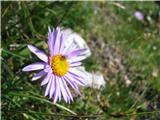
[
  {"x1": 69, "y1": 56, "x2": 86, "y2": 63},
  {"x1": 63, "y1": 76, "x2": 80, "y2": 94},
  {"x1": 53, "y1": 76, "x2": 58, "y2": 103},
  {"x1": 31, "y1": 68, "x2": 49, "y2": 81},
  {"x1": 66, "y1": 49, "x2": 87, "y2": 59},
  {"x1": 44, "y1": 65, "x2": 51, "y2": 72},
  {"x1": 28, "y1": 45, "x2": 48, "y2": 63},
  {"x1": 62, "y1": 43, "x2": 77, "y2": 55},
  {"x1": 53, "y1": 27, "x2": 61, "y2": 55},
  {"x1": 48, "y1": 26, "x2": 51, "y2": 33},
  {"x1": 41, "y1": 71, "x2": 52, "y2": 86},
  {"x1": 65, "y1": 73, "x2": 85, "y2": 86},
  {"x1": 44, "y1": 75, "x2": 52, "y2": 96},
  {"x1": 69, "y1": 68, "x2": 86, "y2": 79},
  {"x1": 56, "y1": 77, "x2": 62, "y2": 102},
  {"x1": 22, "y1": 62, "x2": 46, "y2": 72},
  {"x1": 69, "y1": 62, "x2": 82, "y2": 68},
  {"x1": 67, "y1": 68, "x2": 86, "y2": 85},
  {"x1": 53, "y1": 76, "x2": 62, "y2": 103},
  {"x1": 48, "y1": 27, "x2": 54, "y2": 56},
  {"x1": 49, "y1": 75, "x2": 55, "y2": 98},
  {"x1": 61, "y1": 78, "x2": 73, "y2": 102},
  {"x1": 59, "y1": 32, "x2": 67, "y2": 54},
  {"x1": 59, "y1": 77, "x2": 68, "y2": 103}
]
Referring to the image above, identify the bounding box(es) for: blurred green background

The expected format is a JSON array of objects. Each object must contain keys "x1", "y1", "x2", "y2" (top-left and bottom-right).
[{"x1": 1, "y1": 1, "x2": 160, "y2": 120}]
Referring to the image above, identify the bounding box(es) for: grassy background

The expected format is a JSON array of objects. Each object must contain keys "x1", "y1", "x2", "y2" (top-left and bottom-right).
[{"x1": 1, "y1": 1, "x2": 160, "y2": 120}]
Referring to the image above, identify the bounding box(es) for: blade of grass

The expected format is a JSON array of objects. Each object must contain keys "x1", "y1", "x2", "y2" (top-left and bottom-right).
[
  {"x1": 27, "y1": 91, "x2": 77, "y2": 115},
  {"x1": 54, "y1": 103, "x2": 77, "y2": 115},
  {"x1": 21, "y1": 1, "x2": 36, "y2": 34},
  {"x1": 7, "y1": 110, "x2": 103, "y2": 118},
  {"x1": 2, "y1": 49, "x2": 26, "y2": 59},
  {"x1": 23, "y1": 113, "x2": 36, "y2": 120},
  {"x1": 126, "y1": 110, "x2": 160, "y2": 116},
  {"x1": 7, "y1": 92, "x2": 77, "y2": 115}
]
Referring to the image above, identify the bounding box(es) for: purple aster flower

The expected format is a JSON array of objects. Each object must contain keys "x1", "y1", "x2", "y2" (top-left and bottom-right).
[
  {"x1": 134, "y1": 11, "x2": 144, "y2": 21},
  {"x1": 22, "y1": 27, "x2": 87, "y2": 103}
]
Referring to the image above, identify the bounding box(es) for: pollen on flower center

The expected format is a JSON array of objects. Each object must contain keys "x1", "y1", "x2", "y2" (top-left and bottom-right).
[{"x1": 51, "y1": 54, "x2": 69, "y2": 77}]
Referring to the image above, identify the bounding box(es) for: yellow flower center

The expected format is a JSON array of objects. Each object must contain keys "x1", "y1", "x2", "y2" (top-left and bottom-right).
[{"x1": 51, "y1": 54, "x2": 69, "y2": 77}]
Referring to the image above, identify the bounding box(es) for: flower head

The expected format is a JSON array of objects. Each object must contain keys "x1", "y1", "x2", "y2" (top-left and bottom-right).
[
  {"x1": 22, "y1": 27, "x2": 87, "y2": 103},
  {"x1": 134, "y1": 11, "x2": 144, "y2": 21}
]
